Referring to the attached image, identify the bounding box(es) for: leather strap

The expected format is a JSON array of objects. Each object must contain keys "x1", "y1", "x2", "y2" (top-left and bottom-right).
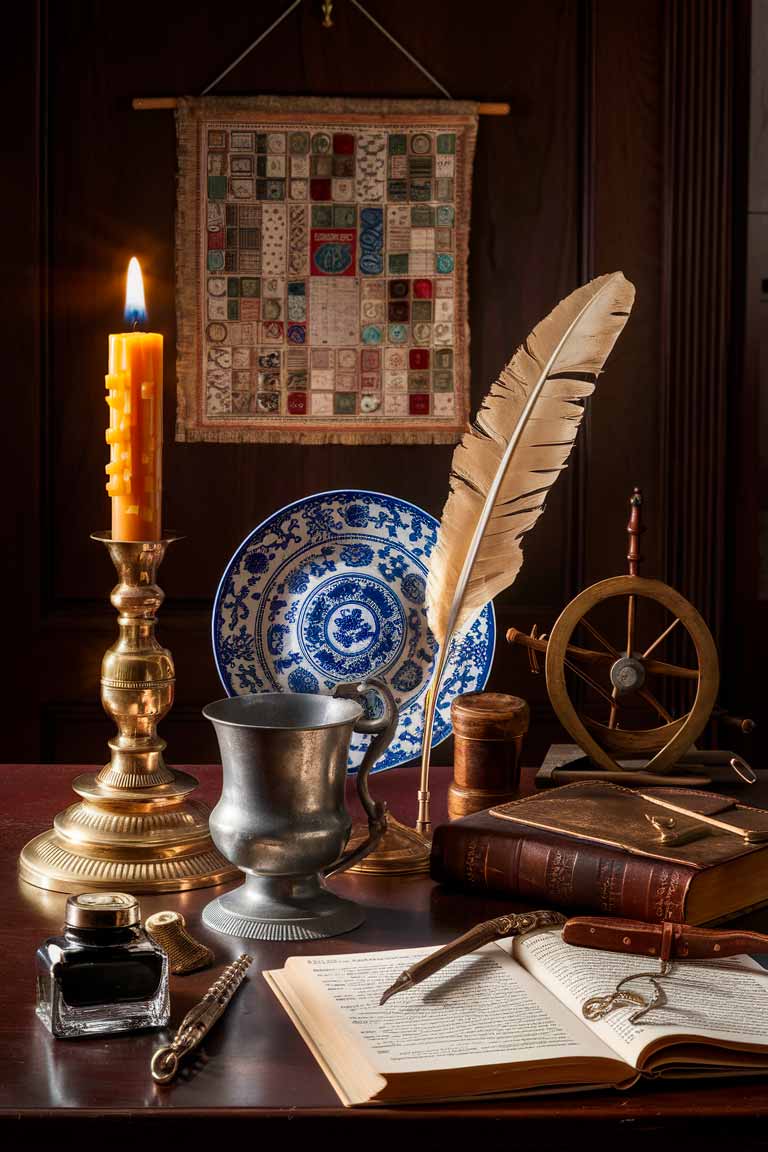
[
  {"x1": 660, "y1": 920, "x2": 676, "y2": 962},
  {"x1": 562, "y1": 915, "x2": 768, "y2": 959}
]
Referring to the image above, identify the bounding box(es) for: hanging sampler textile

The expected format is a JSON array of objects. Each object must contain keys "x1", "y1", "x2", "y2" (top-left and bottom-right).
[{"x1": 175, "y1": 96, "x2": 478, "y2": 444}]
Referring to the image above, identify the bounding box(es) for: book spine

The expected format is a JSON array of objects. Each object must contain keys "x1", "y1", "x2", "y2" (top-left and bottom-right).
[{"x1": 430, "y1": 825, "x2": 695, "y2": 922}]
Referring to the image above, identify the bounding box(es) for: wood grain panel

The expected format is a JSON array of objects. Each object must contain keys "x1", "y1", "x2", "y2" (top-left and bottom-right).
[
  {"x1": 727, "y1": 0, "x2": 765, "y2": 763},
  {"x1": 43, "y1": 0, "x2": 580, "y2": 607},
  {"x1": 2, "y1": 2, "x2": 43, "y2": 760},
  {"x1": 659, "y1": 0, "x2": 755, "y2": 743},
  {"x1": 35, "y1": 0, "x2": 582, "y2": 764},
  {"x1": 587, "y1": 0, "x2": 664, "y2": 587},
  {"x1": 661, "y1": 0, "x2": 733, "y2": 641},
  {"x1": 5, "y1": 0, "x2": 751, "y2": 766},
  {"x1": 749, "y1": 0, "x2": 768, "y2": 213}
]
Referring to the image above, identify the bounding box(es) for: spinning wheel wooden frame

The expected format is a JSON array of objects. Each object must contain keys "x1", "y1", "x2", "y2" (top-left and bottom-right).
[
  {"x1": 506, "y1": 488, "x2": 721, "y2": 776},
  {"x1": 543, "y1": 574, "x2": 719, "y2": 775}
]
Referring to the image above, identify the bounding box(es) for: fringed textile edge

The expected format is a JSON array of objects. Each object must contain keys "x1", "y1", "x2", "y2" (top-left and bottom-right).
[
  {"x1": 175, "y1": 101, "x2": 202, "y2": 443},
  {"x1": 175, "y1": 427, "x2": 464, "y2": 445}
]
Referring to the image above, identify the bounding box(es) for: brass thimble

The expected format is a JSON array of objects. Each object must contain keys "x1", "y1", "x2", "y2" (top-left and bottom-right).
[{"x1": 144, "y1": 910, "x2": 215, "y2": 975}]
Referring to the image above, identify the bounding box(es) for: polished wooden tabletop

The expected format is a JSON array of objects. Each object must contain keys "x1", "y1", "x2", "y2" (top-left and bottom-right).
[{"x1": 5, "y1": 761, "x2": 768, "y2": 1143}]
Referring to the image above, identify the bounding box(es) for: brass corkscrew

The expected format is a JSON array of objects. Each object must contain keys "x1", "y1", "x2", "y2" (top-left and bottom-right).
[{"x1": 151, "y1": 954, "x2": 253, "y2": 1084}]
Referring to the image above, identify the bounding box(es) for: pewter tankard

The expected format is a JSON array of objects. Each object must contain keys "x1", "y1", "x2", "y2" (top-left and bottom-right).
[{"x1": 201, "y1": 679, "x2": 396, "y2": 940}]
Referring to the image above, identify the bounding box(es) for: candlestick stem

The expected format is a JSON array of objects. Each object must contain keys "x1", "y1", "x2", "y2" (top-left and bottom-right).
[{"x1": 19, "y1": 533, "x2": 237, "y2": 894}]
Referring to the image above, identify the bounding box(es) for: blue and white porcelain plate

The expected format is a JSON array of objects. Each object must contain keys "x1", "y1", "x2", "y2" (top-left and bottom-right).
[{"x1": 212, "y1": 490, "x2": 495, "y2": 772}]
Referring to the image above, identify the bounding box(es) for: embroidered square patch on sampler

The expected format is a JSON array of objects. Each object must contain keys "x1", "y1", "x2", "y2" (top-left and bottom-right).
[{"x1": 175, "y1": 96, "x2": 478, "y2": 444}]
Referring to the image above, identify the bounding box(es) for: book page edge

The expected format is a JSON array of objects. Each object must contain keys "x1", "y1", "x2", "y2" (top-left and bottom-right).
[{"x1": 263, "y1": 968, "x2": 383, "y2": 1108}]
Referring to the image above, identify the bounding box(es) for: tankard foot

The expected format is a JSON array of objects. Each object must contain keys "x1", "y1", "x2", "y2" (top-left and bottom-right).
[{"x1": 202, "y1": 873, "x2": 365, "y2": 941}]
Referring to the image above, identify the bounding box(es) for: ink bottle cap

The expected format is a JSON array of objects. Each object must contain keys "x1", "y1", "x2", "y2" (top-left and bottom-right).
[{"x1": 64, "y1": 892, "x2": 140, "y2": 931}]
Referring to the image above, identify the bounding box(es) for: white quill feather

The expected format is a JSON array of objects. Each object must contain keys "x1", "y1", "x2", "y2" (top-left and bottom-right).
[{"x1": 417, "y1": 271, "x2": 636, "y2": 831}]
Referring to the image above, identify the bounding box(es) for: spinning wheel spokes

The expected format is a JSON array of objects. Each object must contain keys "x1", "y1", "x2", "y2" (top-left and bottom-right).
[
  {"x1": 642, "y1": 616, "x2": 682, "y2": 660},
  {"x1": 569, "y1": 594, "x2": 691, "y2": 731},
  {"x1": 576, "y1": 612, "x2": 675, "y2": 728}
]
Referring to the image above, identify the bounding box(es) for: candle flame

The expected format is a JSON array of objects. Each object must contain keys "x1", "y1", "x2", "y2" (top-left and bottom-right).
[{"x1": 124, "y1": 257, "x2": 147, "y2": 326}]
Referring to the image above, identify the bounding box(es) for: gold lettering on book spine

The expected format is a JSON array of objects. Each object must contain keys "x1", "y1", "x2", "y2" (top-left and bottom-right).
[
  {"x1": 597, "y1": 858, "x2": 623, "y2": 914},
  {"x1": 652, "y1": 867, "x2": 686, "y2": 921},
  {"x1": 464, "y1": 838, "x2": 487, "y2": 888},
  {"x1": 546, "y1": 847, "x2": 577, "y2": 903}
]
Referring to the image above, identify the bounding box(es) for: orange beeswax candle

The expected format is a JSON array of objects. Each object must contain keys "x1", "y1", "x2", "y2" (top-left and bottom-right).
[{"x1": 105, "y1": 260, "x2": 162, "y2": 541}]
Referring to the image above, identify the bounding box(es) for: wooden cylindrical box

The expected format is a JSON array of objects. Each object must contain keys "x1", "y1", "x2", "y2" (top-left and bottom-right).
[{"x1": 448, "y1": 692, "x2": 529, "y2": 820}]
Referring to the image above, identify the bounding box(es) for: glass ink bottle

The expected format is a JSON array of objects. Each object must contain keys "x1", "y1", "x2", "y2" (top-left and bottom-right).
[{"x1": 35, "y1": 892, "x2": 170, "y2": 1038}]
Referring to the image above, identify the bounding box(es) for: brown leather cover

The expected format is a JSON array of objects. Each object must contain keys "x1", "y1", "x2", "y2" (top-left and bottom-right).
[
  {"x1": 489, "y1": 782, "x2": 768, "y2": 865},
  {"x1": 430, "y1": 809, "x2": 696, "y2": 922},
  {"x1": 563, "y1": 916, "x2": 768, "y2": 959}
]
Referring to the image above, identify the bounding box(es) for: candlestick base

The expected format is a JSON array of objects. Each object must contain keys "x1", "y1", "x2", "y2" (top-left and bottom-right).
[{"x1": 19, "y1": 533, "x2": 237, "y2": 895}]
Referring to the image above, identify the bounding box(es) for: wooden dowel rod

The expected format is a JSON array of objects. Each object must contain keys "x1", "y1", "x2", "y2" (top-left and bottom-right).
[
  {"x1": 133, "y1": 97, "x2": 178, "y2": 110},
  {"x1": 132, "y1": 97, "x2": 510, "y2": 115}
]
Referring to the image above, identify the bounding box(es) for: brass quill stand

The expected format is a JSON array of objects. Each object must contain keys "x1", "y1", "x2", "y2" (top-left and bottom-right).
[
  {"x1": 345, "y1": 684, "x2": 437, "y2": 876},
  {"x1": 19, "y1": 533, "x2": 237, "y2": 894},
  {"x1": 345, "y1": 812, "x2": 431, "y2": 875}
]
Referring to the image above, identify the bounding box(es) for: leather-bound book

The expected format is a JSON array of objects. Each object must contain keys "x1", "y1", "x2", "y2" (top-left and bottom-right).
[{"x1": 430, "y1": 782, "x2": 768, "y2": 925}]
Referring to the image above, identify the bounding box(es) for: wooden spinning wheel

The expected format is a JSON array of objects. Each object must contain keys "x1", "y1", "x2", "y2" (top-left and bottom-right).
[{"x1": 507, "y1": 489, "x2": 720, "y2": 775}]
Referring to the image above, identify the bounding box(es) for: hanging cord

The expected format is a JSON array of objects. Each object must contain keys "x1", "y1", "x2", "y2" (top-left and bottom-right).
[
  {"x1": 201, "y1": 0, "x2": 304, "y2": 95},
  {"x1": 347, "y1": 0, "x2": 453, "y2": 99},
  {"x1": 200, "y1": 0, "x2": 454, "y2": 101}
]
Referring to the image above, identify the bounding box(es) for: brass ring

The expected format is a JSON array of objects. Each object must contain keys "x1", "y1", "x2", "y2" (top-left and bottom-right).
[
  {"x1": 151, "y1": 1046, "x2": 179, "y2": 1084},
  {"x1": 730, "y1": 757, "x2": 757, "y2": 785}
]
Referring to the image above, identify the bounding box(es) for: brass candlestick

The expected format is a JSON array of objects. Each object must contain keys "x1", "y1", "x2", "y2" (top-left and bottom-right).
[{"x1": 19, "y1": 533, "x2": 237, "y2": 894}]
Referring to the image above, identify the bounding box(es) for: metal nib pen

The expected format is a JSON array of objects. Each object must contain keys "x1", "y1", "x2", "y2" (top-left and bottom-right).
[{"x1": 151, "y1": 954, "x2": 253, "y2": 1083}]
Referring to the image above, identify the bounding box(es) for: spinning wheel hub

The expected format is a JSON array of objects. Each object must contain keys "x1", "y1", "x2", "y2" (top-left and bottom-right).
[{"x1": 609, "y1": 654, "x2": 646, "y2": 694}]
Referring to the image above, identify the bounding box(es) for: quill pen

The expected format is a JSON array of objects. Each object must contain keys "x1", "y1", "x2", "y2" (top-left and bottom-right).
[{"x1": 417, "y1": 272, "x2": 636, "y2": 834}]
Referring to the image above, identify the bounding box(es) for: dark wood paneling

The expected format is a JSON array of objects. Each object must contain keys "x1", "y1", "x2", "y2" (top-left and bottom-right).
[
  {"x1": 43, "y1": 0, "x2": 580, "y2": 607},
  {"x1": 36, "y1": 0, "x2": 585, "y2": 768},
  {"x1": 4, "y1": 0, "x2": 752, "y2": 768},
  {"x1": 660, "y1": 1, "x2": 756, "y2": 746},
  {"x1": 725, "y1": 0, "x2": 763, "y2": 759},
  {"x1": 1, "y1": 2, "x2": 43, "y2": 758},
  {"x1": 661, "y1": 0, "x2": 732, "y2": 640},
  {"x1": 587, "y1": 0, "x2": 664, "y2": 586}
]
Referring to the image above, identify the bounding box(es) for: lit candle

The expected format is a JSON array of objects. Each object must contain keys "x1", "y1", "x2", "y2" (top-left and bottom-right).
[{"x1": 105, "y1": 258, "x2": 163, "y2": 541}]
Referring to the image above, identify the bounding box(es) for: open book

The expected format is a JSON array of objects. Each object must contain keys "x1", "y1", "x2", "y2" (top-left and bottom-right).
[{"x1": 264, "y1": 927, "x2": 768, "y2": 1106}]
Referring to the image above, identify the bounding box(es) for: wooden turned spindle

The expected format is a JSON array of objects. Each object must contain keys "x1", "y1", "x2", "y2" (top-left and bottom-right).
[{"x1": 627, "y1": 487, "x2": 645, "y2": 576}]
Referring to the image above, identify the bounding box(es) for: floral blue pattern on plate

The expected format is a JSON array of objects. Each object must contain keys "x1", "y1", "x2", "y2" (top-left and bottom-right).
[{"x1": 212, "y1": 490, "x2": 495, "y2": 773}]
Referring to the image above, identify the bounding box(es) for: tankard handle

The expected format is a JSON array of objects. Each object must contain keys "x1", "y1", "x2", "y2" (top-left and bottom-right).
[{"x1": 325, "y1": 677, "x2": 397, "y2": 876}]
